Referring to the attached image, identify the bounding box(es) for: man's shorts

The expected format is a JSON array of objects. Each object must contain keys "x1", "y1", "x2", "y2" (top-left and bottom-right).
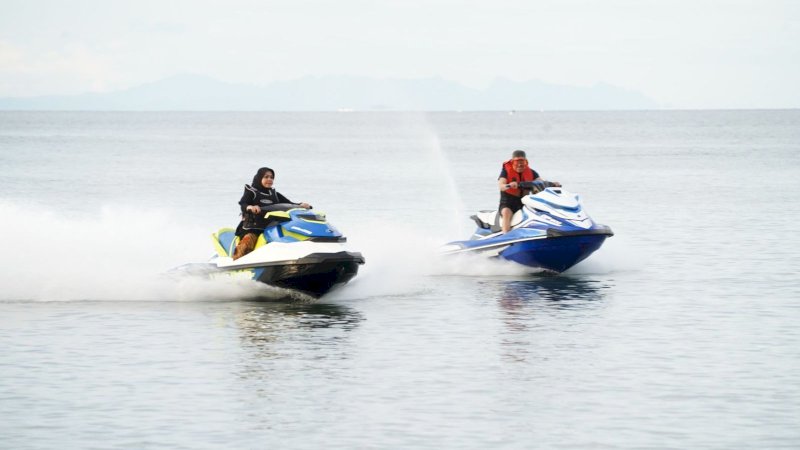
[{"x1": 499, "y1": 193, "x2": 523, "y2": 213}]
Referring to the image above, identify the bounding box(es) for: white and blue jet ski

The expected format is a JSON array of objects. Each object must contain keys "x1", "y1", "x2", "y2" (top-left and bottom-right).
[
  {"x1": 441, "y1": 182, "x2": 612, "y2": 273},
  {"x1": 178, "y1": 204, "x2": 364, "y2": 298}
]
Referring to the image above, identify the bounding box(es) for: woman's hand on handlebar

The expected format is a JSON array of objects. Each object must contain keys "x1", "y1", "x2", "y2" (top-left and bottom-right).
[
  {"x1": 299, "y1": 202, "x2": 312, "y2": 209},
  {"x1": 246, "y1": 205, "x2": 261, "y2": 214}
]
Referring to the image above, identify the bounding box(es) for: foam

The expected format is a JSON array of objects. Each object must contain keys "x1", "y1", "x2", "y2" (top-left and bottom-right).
[{"x1": 0, "y1": 200, "x2": 241, "y2": 302}]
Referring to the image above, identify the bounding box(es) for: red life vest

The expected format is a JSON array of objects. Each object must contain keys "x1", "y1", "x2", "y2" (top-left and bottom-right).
[{"x1": 501, "y1": 159, "x2": 535, "y2": 197}]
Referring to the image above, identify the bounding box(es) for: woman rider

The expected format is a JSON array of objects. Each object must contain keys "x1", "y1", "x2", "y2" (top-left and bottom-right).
[{"x1": 232, "y1": 167, "x2": 311, "y2": 260}]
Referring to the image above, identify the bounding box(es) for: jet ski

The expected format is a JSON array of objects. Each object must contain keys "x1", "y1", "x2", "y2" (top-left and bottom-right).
[
  {"x1": 440, "y1": 182, "x2": 612, "y2": 272},
  {"x1": 181, "y1": 204, "x2": 365, "y2": 298}
]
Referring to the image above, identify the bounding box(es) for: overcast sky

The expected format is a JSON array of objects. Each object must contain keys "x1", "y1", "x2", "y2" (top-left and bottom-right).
[{"x1": 1, "y1": 0, "x2": 798, "y2": 108}]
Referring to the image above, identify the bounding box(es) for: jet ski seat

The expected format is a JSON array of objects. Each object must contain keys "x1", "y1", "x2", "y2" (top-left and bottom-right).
[
  {"x1": 471, "y1": 209, "x2": 526, "y2": 233},
  {"x1": 472, "y1": 210, "x2": 502, "y2": 232}
]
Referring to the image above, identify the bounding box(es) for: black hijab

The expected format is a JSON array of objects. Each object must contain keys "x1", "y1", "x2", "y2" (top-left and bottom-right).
[{"x1": 250, "y1": 167, "x2": 275, "y2": 191}]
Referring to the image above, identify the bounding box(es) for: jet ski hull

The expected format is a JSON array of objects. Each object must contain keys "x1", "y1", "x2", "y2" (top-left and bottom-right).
[
  {"x1": 251, "y1": 251, "x2": 364, "y2": 297},
  {"x1": 499, "y1": 233, "x2": 608, "y2": 272},
  {"x1": 174, "y1": 251, "x2": 364, "y2": 298}
]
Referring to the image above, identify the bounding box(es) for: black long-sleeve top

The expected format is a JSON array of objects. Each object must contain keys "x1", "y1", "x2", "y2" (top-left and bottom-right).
[{"x1": 238, "y1": 184, "x2": 294, "y2": 214}]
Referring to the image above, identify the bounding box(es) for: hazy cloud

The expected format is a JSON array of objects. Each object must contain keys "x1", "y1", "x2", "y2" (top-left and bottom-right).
[{"x1": 0, "y1": 0, "x2": 798, "y2": 107}]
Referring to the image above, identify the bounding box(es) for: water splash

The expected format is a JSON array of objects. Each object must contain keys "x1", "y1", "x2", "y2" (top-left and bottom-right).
[
  {"x1": 0, "y1": 200, "x2": 255, "y2": 302},
  {"x1": 419, "y1": 118, "x2": 470, "y2": 237}
]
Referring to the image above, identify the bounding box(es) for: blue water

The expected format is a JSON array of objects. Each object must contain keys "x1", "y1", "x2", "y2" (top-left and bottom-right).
[{"x1": 1, "y1": 110, "x2": 799, "y2": 448}]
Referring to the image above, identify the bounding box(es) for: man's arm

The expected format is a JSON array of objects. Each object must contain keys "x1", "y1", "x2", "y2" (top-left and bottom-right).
[{"x1": 498, "y1": 177, "x2": 512, "y2": 191}]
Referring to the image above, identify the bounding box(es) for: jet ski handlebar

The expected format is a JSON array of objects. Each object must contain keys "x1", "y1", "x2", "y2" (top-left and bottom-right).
[
  {"x1": 244, "y1": 203, "x2": 312, "y2": 216},
  {"x1": 516, "y1": 180, "x2": 560, "y2": 193}
]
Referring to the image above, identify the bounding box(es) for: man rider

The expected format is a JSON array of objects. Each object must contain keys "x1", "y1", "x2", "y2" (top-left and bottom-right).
[{"x1": 497, "y1": 149, "x2": 560, "y2": 233}]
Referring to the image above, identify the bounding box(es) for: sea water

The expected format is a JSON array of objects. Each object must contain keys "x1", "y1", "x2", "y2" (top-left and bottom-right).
[{"x1": 1, "y1": 111, "x2": 799, "y2": 448}]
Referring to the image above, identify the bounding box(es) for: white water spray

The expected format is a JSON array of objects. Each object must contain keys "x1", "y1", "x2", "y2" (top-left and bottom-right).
[{"x1": 0, "y1": 200, "x2": 287, "y2": 302}]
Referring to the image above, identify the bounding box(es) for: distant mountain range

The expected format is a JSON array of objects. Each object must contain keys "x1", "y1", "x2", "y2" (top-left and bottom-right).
[{"x1": 0, "y1": 74, "x2": 659, "y2": 111}]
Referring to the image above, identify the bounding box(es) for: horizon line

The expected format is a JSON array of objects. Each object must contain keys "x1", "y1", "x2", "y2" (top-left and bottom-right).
[{"x1": 1, "y1": 108, "x2": 798, "y2": 113}]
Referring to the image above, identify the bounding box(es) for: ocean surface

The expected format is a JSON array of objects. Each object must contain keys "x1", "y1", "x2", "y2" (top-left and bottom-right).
[{"x1": 1, "y1": 110, "x2": 798, "y2": 449}]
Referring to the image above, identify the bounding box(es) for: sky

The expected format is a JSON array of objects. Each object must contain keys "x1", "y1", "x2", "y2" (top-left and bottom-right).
[{"x1": 0, "y1": 0, "x2": 798, "y2": 108}]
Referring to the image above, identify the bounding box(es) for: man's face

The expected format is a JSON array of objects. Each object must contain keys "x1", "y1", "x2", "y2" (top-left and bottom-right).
[{"x1": 512, "y1": 157, "x2": 527, "y2": 173}]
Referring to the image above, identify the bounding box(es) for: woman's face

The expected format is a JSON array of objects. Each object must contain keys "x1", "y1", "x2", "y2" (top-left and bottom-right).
[{"x1": 261, "y1": 172, "x2": 274, "y2": 188}]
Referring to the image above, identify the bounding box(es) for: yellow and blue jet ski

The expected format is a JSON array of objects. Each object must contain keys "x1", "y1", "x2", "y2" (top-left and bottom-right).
[{"x1": 201, "y1": 204, "x2": 364, "y2": 297}]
